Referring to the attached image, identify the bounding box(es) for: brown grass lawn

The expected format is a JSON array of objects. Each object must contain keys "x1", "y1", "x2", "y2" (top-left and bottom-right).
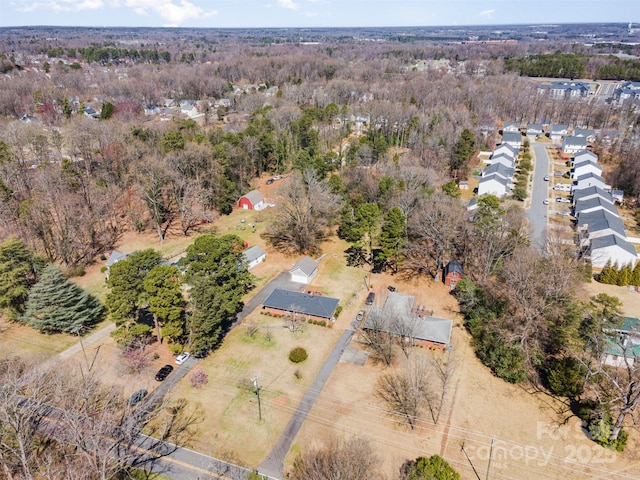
[
  {"x1": 7, "y1": 186, "x2": 640, "y2": 479},
  {"x1": 0, "y1": 316, "x2": 81, "y2": 360},
  {"x1": 169, "y1": 320, "x2": 342, "y2": 467},
  {"x1": 287, "y1": 282, "x2": 640, "y2": 480}
]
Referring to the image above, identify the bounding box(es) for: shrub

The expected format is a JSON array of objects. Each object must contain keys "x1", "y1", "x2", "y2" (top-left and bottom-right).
[
  {"x1": 319, "y1": 320, "x2": 326, "y2": 327},
  {"x1": 190, "y1": 369, "x2": 209, "y2": 389},
  {"x1": 100, "y1": 266, "x2": 108, "y2": 273},
  {"x1": 289, "y1": 347, "x2": 308, "y2": 363},
  {"x1": 334, "y1": 305, "x2": 343, "y2": 318}
]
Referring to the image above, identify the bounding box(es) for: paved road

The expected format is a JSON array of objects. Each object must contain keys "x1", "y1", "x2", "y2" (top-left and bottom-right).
[
  {"x1": 257, "y1": 320, "x2": 358, "y2": 479},
  {"x1": 133, "y1": 434, "x2": 254, "y2": 480},
  {"x1": 55, "y1": 322, "x2": 117, "y2": 361},
  {"x1": 528, "y1": 142, "x2": 551, "y2": 250}
]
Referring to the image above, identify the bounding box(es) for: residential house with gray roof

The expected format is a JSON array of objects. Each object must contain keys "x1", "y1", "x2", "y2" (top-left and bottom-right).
[{"x1": 262, "y1": 289, "x2": 339, "y2": 321}]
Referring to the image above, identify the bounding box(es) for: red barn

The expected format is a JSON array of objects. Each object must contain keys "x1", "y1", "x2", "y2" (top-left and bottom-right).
[{"x1": 238, "y1": 190, "x2": 266, "y2": 211}]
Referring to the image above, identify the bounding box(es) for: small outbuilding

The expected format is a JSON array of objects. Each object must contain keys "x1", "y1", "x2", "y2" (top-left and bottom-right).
[
  {"x1": 290, "y1": 256, "x2": 318, "y2": 284},
  {"x1": 238, "y1": 190, "x2": 266, "y2": 211},
  {"x1": 443, "y1": 260, "x2": 463, "y2": 288},
  {"x1": 105, "y1": 250, "x2": 128, "y2": 276},
  {"x1": 242, "y1": 245, "x2": 266, "y2": 270}
]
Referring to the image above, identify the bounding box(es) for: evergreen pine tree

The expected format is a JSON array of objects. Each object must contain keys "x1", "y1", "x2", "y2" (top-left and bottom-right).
[
  {"x1": 598, "y1": 260, "x2": 613, "y2": 284},
  {"x1": 631, "y1": 262, "x2": 640, "y2": 287},
  {"x1": 22, "y1": 265, "x2": 105, "y2": 333},
  {"x1": 618, "y1": 263, "x2": 632, "y2": 286},
  {"x1": 610, "y1": 262, "x2": 621, "y2": 286},
  {"x1": 0, "y1": 237, "x2": 43, "y2": 318},
  {"x1": 377, "y1": 206, "x2": 407, "y2": 273}
]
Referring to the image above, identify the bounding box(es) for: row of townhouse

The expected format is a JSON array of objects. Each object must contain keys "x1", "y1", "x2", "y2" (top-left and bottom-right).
[
  {"x1": 476, "y1": 135, "x2": 519, "y2": 198},
  {"x1": 570, "y1": 150, "x2": 637, "y2": 269}
]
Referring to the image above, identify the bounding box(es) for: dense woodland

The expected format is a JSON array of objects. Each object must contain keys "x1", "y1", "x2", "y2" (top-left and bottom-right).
[{"x1": 1, "y1": 25, "x2": 640, "y2": 476}]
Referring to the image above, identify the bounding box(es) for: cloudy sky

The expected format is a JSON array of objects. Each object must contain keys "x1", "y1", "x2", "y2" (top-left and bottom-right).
[{"x1": 0, "y1": 0, "x2": 637, "y2": 28}]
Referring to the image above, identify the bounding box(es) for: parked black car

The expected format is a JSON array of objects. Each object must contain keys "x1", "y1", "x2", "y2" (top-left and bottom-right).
[
  {"x1": 128, "y1": 389, "x2": 148, "y2": 407},
  {"x1": 155, "y1": 364, "x2": 173, "y2": 381},
  {"x1": 366, "y1": 292, "x2": 375, "y2": 305},
  {"x1": 387, "y1": 285, "x2": 396, "y2": 292}
]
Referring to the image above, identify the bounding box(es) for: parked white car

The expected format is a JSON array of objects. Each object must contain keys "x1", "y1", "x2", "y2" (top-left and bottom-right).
[{"x1": 175, "y1": 352, "x2": 190, "y2": 365}]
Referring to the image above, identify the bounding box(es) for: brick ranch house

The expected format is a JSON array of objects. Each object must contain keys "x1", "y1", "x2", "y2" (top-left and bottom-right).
[
  {"x1": 262, "y1": 288, "x2": 339, "y2": 322},
  {"x1": 363, "y1": 292, "x2": 452, "y2": 350}
]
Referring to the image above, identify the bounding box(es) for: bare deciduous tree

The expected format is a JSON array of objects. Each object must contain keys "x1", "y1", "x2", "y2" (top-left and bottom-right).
[
  {"x1": 291, "y1": 436, "x2": 384, "y2": 480},
  {"x1": 359, "y1": 307, "x2": 396, "y2": 366},
  {"x1": 376, "y1": 357, "x2": 431, "y2": 430},
  {"x1": 263, "y1": 170, "x2": 340, "y2": 254}
]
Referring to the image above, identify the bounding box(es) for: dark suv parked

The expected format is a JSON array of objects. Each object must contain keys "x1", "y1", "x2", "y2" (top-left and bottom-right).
[
  {"x1": 155, "y1": 364, "x2": 173, "y2": 381},
  {"x1": 366, "y1": 292, "x2": 375, "y2": 305}
]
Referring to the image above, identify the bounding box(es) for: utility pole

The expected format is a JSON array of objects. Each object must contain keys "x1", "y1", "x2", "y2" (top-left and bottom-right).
[
  {"x1": 253, "y1": 375, "x2": 262, "y2": 421},
  {"x1": 486, "y1": 437, "x2": 495, "y2": 480}
]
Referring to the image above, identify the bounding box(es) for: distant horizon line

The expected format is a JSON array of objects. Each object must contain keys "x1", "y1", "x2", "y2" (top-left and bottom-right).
[{"x1": 0, "y1": 21, "x2": 636, "y2": 31}]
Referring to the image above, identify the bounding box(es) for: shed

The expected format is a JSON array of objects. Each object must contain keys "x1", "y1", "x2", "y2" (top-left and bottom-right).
[
  {"x1": 262, "y1": 289, "x2": 339, "y2": 321},
  {"x1": 242, "y1": 245, "x2": 266, "y2": 270},
  {"x1": 443, "y1": 260, "x2": 463, "y2": 288},
  {"x1": 105, "y1": 250, "x2": 128, "y2": 276},
  {"x1": 290, "y1": 256, "x2": 318, "y2": 284},
  {"x1": 238, "y1": 190, "x2": 266, "y2": 211}
]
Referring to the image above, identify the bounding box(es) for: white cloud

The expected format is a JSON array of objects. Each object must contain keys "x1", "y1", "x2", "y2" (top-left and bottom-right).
[
  {"x1": 16, "y1": 0, "x2": 216, "y2": 25},
  {"x1": 17, "y1": 0, "x2": 105, "y2": 12},
  {"x1": 276, "y1": 0, "x2": 299, "y2": 10},
  {"x1": 124, "y1": 0, "x2": 216, "y2": 24},
  {"x1": 480, "y1": 8, "x2": 495, "y2": 20}
]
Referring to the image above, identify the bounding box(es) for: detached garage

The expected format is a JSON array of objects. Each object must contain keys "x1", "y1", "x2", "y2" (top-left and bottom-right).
[
  {"x1": 290, "y1": 256, "x2": 318, "y2": 284},
  {"x1": 238, "y1": 190, "x2": 266, "y2": 211},
  {"x1": 243, "y1": 245, "x2": 266, "y2": 270}
]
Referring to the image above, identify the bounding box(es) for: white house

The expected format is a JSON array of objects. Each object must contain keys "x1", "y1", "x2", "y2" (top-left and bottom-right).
[
  {"x1": 492, "y1": 143, "x2": 519, "y2": 159},
  {"x1": 501, "y1": 131, "x2": 522, "y2": 150},
  {"x1": 572, "y1": 150, "x2": 598, "y2": 166},
  {"x1": 481, "y1": 162, "x2": 514, "y2": 181},
  {"x1": 571, "y1": 160, "x2": 602, "y2": 179},
  {"x1": 489, "y1": 153, "x2": 516, "y2": 169},
  {"x1": 573, "y1": 129, "x2": 596, "y2": 143},
  {"x1": 242, "y1": 245, "x2": 266, "y2": 270},
  {"x1": 615, "y1": 81, "x2": 640, "y2": 104},
  {"x1": 572, "y1": 186, "x2": 614, "y2": 206},
  {"x1": 588, "y1": 234, "x2": 637, "y2": 269},
  {"x1": 549, "y1": 124, "x2": 568, "y2": 143},
  {"x1": 105, "y1": 250, "x2": 128, "y2": 276},
  {"x1": 290, "y1": 256, "x2": 318, "y2": 284},
  {"x1": 477, "y1": 174, "x2": 510, "y2": 198},
  {"x1": 526, "y1": 124, "x2": 543, "y2": 140},
  {"x1": 562, "y1": 136, "x2": 587, "y2": 156},
  {"x1": 572, "y1": 172, "x2": 608, "y2": 192},
  {"x1": 574, "y1": 196, "x2": 619, "y2": 218},
  {"x1": 502, "y1": 122, "x2": 520, "y2": 133}
]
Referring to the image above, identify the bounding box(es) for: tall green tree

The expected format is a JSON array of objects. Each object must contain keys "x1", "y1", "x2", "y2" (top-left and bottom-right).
[
  {"x1": 22, "y1": 265, "x2": 104, "y2": 333},
  {"x1": 0, "y1": 237, "x2": 43, "y2": 318},
  {"x1": 144, "y1": 265, "x2": 184, "y2": 346},
  {"x1": 338, "y1": 202, "x2": 381, "y2": 266},
  {"x1": 377, "y1": 206, "x2": 407, "y2": 272},
  {"x1": 105, "y1": 249, "x2": 162, "y2": 339},
  {"x1": 100, "y1": 102, "x2": 114, "y2": 120},
  {"x1": 451, "y1": 128, "x2": 475, "y2": 180},
  {"x1": 182, "y1": 234, "x2": 254, "y2": 352}
]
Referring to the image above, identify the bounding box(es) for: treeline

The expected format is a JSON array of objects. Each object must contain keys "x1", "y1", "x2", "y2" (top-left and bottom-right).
[
  {"x1": 595, "y1": 57, "x2": 640, "y2": 81},
  {"x1": 75, "y1": 46, "x2": 171, "y2": 63},
  {"x1": 504, "y1": 53, "x2": 587, "y2": 78},
  {"x1": 504, "y1": 52, "x2": 640, "y2": 81}
]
